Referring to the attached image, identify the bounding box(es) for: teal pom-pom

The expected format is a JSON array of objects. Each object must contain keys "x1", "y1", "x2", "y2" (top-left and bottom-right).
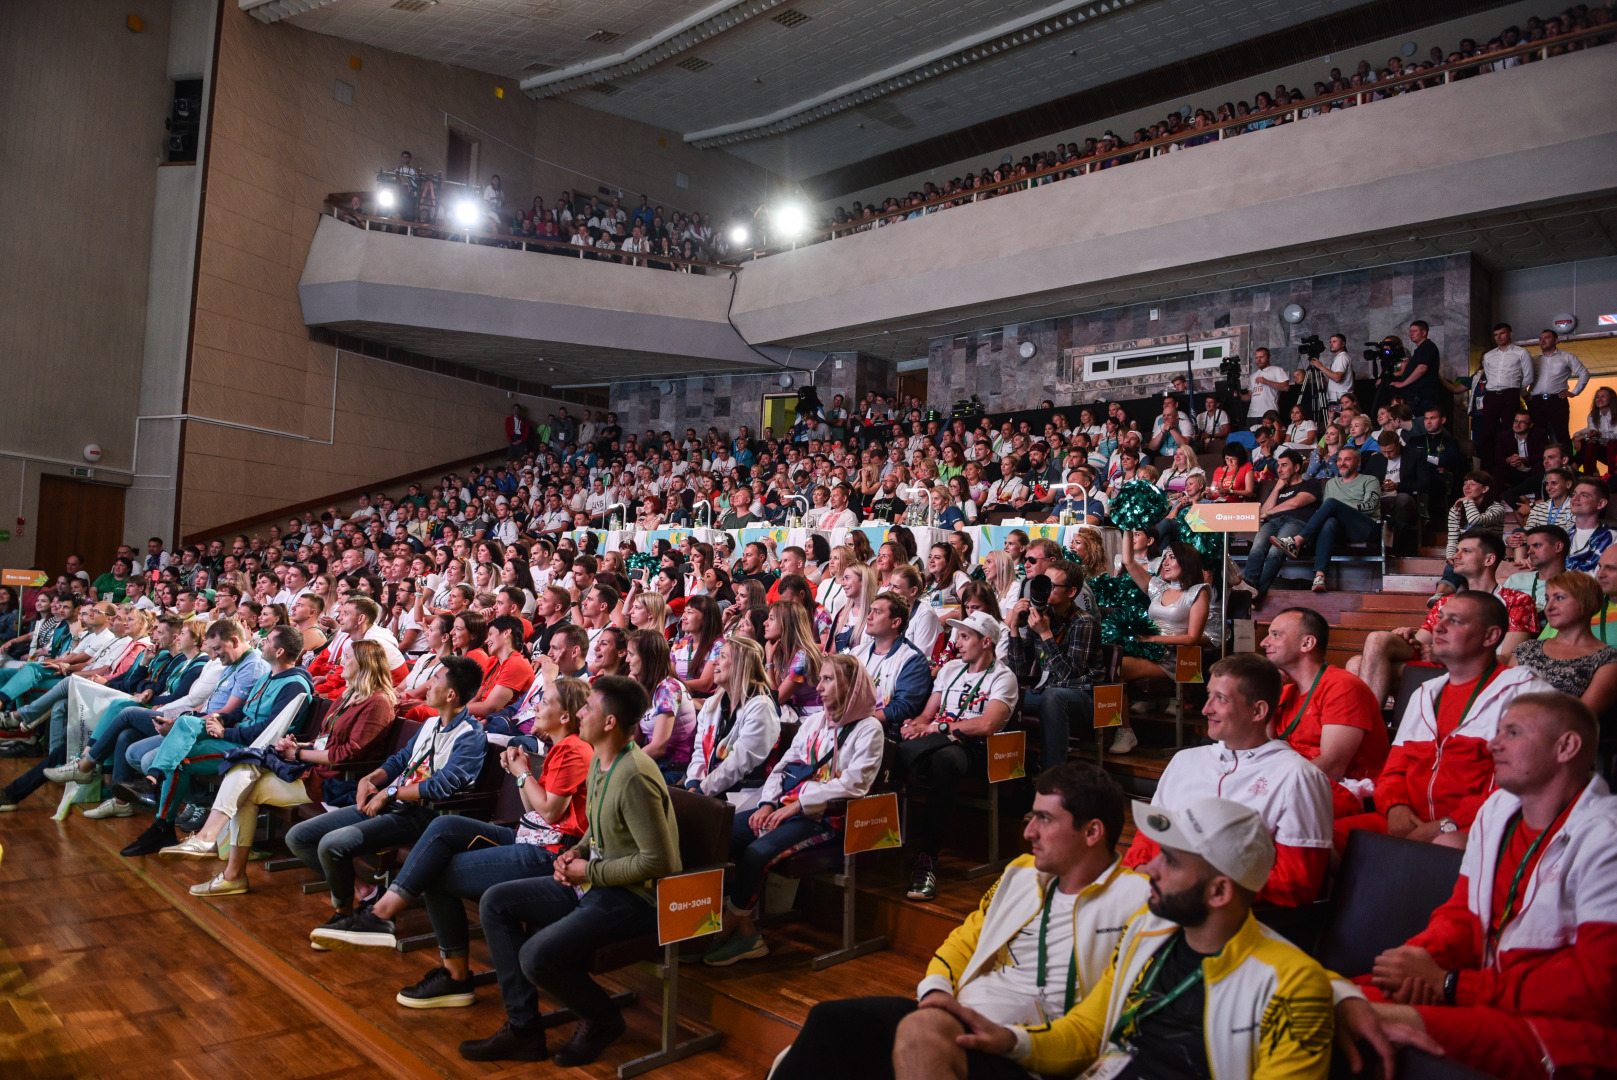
[
  {"x1": 625, "y1": 552, "x2": 660, "y2": 572},
  {"x1": 1088, "y1": 573, "x2": 1166, "y2": 662},
  {"x1": 1109, "y1": 480, "x2": 1169, "y2": 530}
]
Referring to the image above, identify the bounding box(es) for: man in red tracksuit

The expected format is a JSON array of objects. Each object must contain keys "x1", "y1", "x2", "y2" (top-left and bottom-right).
[
  {"x1": 311, "y1": 597, "x2": 408, "y2": 700},
  {"x1": 1338, "y1": 592, "x2": 1553, "y2": 845},
  {"x1": 1335, "y1": 691, "x2": 1617, "y2": 1078}
]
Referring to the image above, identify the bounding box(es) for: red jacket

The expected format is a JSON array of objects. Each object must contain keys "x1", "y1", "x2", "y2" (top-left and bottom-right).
[{"x1": 1375, "y1": 666, "x2": 1552, "y2": 828}]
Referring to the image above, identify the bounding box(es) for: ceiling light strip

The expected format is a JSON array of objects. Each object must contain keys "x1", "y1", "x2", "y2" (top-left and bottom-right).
[
  {"x1": 685, "y1": 0, "x2": 1142, "y2": 148},
  {"x1": 520, "y1": 0, "x2": 789, "y2": 98},
  {"x1": 241, "y1": 0, "x2": 343, "y2": 24}
]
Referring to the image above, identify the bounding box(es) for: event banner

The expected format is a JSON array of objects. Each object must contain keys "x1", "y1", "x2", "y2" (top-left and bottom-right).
[
  {"x1": 843, "y1": 792, "x2": 903, "y2": 854},
  {"x1": 986, "y1": 730, "x2": 1027, "y2": 782},
  {"x1": 1093, "y1": 684, "x2": 1124, "y2": 728},
  {"x1": 656, "y1": 868, "x2": 726, "y2": 945}
]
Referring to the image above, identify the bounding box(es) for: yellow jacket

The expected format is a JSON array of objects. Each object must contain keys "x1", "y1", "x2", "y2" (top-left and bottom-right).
[
  {"x1": 920, "y1": 854, "x2": 1150, "y2": 1027},
  {"x1": 1012, "y1": 910, "x2": 1334, "y2": 1080}
]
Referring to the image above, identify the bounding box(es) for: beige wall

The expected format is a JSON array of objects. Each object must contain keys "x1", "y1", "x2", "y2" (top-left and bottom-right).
[
  {"x1": 0, "y1": 0, "x2": 177, "y2": 568},
  {"x1": 179, "y1": 5, "x2": 771, "y2": 539}
]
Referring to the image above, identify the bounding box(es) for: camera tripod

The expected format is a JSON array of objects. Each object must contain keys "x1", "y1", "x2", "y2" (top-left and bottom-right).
[{"x1": 1296, "y1": 363, "x2": 1331, "y2": 429}]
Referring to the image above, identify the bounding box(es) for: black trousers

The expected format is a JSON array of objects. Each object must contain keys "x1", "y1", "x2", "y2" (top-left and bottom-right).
[
  {"x1": 1527, "y1": 393, "x2": 1571, "y2": 447},
  {"x1": 770, "y1": 996, "x2": 1031, "y2": 1080},
  {"x1": 896, "y1": 733, "x2": 973, "y2": 859},
  {"x1": 1479, "y1": 389, "x2": 1523, "y2": 474}
]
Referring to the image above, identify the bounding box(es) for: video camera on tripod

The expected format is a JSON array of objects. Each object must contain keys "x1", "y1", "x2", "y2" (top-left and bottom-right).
[{"x1": 1362, "y1": 339, "x2": 1405, "y2": 381}]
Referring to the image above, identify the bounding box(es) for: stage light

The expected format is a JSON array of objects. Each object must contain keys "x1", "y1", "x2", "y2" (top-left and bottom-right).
[
  {"x1": 774, "y1": 203, "x2": 807, "y2": 237},
  {"x1": 452, "y1": 199, "x2": 481, "y2": 227},
  {"x1": 729, "y1": 224, "x2": 750, "y2": 246},
  {"x1": 375, "y1": 186, "x2": 397, "y2": 210}
]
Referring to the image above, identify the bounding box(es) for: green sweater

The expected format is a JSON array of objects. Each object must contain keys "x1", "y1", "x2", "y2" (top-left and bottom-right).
[
  {"x1": 572, "y1": 741, "x2": 681, "y2": 902},
  {"x1": 1324, "y1": 472, "x2": 1382, "y2": 517}
]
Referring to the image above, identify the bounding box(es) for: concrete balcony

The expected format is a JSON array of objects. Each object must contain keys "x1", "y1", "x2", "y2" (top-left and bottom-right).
[{"x1": 728, "y1": 44, "x2": 1617, "y2": 358}]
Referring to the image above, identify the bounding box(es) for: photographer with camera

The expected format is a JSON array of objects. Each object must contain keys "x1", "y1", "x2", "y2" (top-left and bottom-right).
[
  {"x1": 1241, "y1": 348, "x2": 1289, "y2": 429},
  {"x1": 1305, "y1": 334, "x2": 1354, "y2": 408},
  {"x1": 1477, "y1": 322, "x2": 1535, "y2": 475},
  {"x1": 1389, "y1": 321, "x2": 1445, "y2": 416},
  {"x1": 1006, "y1": 560, "x2": 1115, "y2": 763}
]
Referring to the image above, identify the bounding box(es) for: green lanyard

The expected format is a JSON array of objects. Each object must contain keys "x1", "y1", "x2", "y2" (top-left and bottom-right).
[
  {"x1": 1035, "y1": 886, "x2": 1081, "y2": 1016},
  {"x1": 1487, "y1": 802, "x2": 1569, "y2": 957},
  {"x1": 1278, "y1": 667, "x2": 1325, "y2": 741},
  {"x1": 1108, "y1": 936, "x2": 1205, "y2": 1045},
  {"x1": 1449, "y1": 659, "x2": 1498, "y2": 737},
  {"x1": 587, "y1": 745, "x2": 630, "y2": 851},
  {"x1": 941, "y1": 662, "x2": 993, "y2": 723}
]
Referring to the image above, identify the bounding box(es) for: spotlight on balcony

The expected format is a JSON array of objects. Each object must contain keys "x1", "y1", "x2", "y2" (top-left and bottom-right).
[
  {"x1": 729, "y1": 224, "x2": 750, "y2": 246},
  {"x1": 375, "y1": 186, "x2": 397, "y2": 210},
  {"x1": 452, "y1": 199, "x2": 481, "y2": 227},
  {"x1": 774, "y1": 203, "x2": 807, "y2": 237}
]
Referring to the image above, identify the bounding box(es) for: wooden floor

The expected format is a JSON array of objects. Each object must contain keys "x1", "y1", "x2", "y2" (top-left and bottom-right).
[{"x1": 0, "y1": 758, "x2": 795, "y2": 1080}]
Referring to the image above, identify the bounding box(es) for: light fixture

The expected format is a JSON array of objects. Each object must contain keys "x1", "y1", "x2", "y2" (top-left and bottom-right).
[
  {"x1": 452, "y1": 199, "x2": 481, "y2": 227},
  {"x1": 1553, "y1": 313, "x2": 1577, "y2": 335},
  {"x1": 1018, "y1": 341, "x2": 1037, "y2": 359},
  {"x1": 778, "y1": 373, "x2": 794, "y2": 388},
  {"x1": 729, "y1": 224, "x2": 750, "y2": 246},
  {"x1": 774, "y1": 203, "x2": 807, "y2": 237},
  {"x1": 1281, "y1": 303, "x2": 1306, "y2": 324},
  {"x1": 375, "y1": 186, "x2": 397, "y2": 210}
]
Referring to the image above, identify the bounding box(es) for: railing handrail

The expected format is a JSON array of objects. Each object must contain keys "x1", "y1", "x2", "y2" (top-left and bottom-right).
[
  {"x1": 319, "y1": 202, "x2": 739, "y2": 275},
  {"x1": 728, "y1": 22, "x2": 1614, "y2": 260}
]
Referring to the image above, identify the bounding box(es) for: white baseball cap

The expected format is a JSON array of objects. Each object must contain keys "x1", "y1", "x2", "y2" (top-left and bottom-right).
[
  {"x1": 946, "y1": 610, "x2": 1003, "y2": 644},
  {"x1": 1132, "y1": 797, "x2": 1275, "y2": 893}
]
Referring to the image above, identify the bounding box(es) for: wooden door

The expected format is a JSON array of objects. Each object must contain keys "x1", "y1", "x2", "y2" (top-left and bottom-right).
[
  {"x1": 446, "y1": 129, "x2": 476, "y2": 185},
  {"x1": 35, "y1": 476, "x2": 125, "y2": 578}
]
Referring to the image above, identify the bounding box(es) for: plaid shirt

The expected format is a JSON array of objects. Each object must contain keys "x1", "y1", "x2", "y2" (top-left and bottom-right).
[{"x1": 1006, "y1": 605, "x2": 1105, "y2": 691}]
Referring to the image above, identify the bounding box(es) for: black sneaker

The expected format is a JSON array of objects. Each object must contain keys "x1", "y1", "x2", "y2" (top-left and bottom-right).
[
  {"x1": 311, "y1": 907, "x2": 397, "y2": 952},
  {"x1": 111, "y1": 777, "x2": 158, "y2": 809},
  {"x1": 459, "y1": 1019, "x2": 549, "y2": 1062},
  {"x1": 310, "y1": 909, "x2": 351, "y2": 951},
  {"x1": 0, "y1": 737, "x2": 42, "y2": 758},
  {"x1": 550, "y1": 1011, "x2": 626, "y2": 1067},
  {"x1": 397, "y1": 966, "x2": 476, "y2": 1009},
  {"x1": 119, "y1": 820, "x2": 177, "y2": 857},
  {"x1": 175, "y1": 803, "x2": 208, "y2": 834},
  {"x1": 906, "y1": 854, "x2": 938, "y2": 901}
]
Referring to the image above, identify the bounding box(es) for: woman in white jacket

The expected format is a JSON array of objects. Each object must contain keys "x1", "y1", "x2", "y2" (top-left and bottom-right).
[
  {"x1": 682, "y1": 636, "x2": 781, "y2": 811},
  {"x1": 702, "y1": 654, "x2": 884, "y2": 967}
]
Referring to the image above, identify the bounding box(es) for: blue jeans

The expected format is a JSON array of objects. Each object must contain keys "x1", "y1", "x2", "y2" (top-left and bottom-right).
[
  {"x1": 1022, "y1": 685, "x2": 1094, "y2": 768},
  {"x1": 19, "y1": 677, "x2": 69, "y2": 722},
  {"x1": 479, "y1": 878, "x2": 655, "y2": 1033},
  {"x1": 126, "y1": 734, "x2": 164, "y2": 778},
  {"x1": 728, "y1": 811, "x2": 837, "y2": 912},
  {"x1": 388, "y1": 815, "x2": 556, "y2": 958},
  {"x1": 284, "y1": 803, "x2": 435, "y2": 909},
  {"x1": 1242, "y1": 517, "x2": 1307, "y2": 593},
  {"x1": 1296, "y1": 498, "x2": 1380, "y2": 573},
  {"x1": 88, "y1": 705, "x2": 161, "y2": 783}
]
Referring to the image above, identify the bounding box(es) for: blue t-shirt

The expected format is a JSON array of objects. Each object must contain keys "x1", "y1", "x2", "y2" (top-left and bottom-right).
[{"x1": 204, "y1": 650, "x2": 272, "y2": 712}]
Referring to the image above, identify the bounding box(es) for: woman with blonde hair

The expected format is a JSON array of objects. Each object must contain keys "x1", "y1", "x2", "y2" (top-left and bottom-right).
[
  {"x1": 981, "y1": 550, "x2": 1019, "y2": 613},
  {"x1": 828, "y1": 562, "x2": 880, "y2": 654},
  {"x1": 703, "y1": 653, "x2": 884, "y2": 966},
  {"x1": 815, "y1": 545, "x2": 854, "y2": 619},
  {"x1": 1511, "y1": 570, "x2": 1617, "y2": 715},
  {"x1": 684, "y1": 636, "x2": 781, "y2": 810},
  {"x1": 159, "y1": 637, "x2": 395, "y2": 895},
  {"x1": 764, "y1": 600, "x2": 823, "y2": 716}
]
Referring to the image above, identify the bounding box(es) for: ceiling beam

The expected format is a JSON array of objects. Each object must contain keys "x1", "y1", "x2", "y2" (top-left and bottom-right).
[
  {"x1": 683, "y1": 0, "x2": 1146, "y2": 149},
  {"x1": 520, "y1": 0, "x2": 788, "y2": 98}
]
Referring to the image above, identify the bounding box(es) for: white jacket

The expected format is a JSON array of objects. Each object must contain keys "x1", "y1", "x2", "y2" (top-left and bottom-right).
[
  {"x1": 684, "y1": 691, "x2": 781, "y2": 810},
  {"x1": 917, "y1": 855, "x2": 1150, "y2": 1015},
  {"x1": 1147, "y1": 739, "x2": 1334, "y2": 853},
  {"x1": 758, "y1": 711, "x2": 884, "y2": 818},
  {"x1": 158, "y1": 658, "x2": 226, "y2": 718}
]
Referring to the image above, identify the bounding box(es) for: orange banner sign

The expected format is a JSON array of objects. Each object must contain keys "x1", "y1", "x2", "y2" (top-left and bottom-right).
[
  {"x1": 1175, "y1": 646, "x2": 1203, "y2": 683},
  {"x1": 843, "y1": 792, "x2": 902, "y2": 854},
  {"x1": 1183, "y1": 503, "x2": 1260, "y2": 532},
  {"x1": 986, "y1": 730, "x2": 1026, "y2": 783},
  {"x1": 1, "y1": 569, "x2": 46, "y2": 588},
  {"x1": 656, "y1": 868, "x2": 726, "y2": 945},
  {"x1": 1093, "y1": 684, "x2": 1124, "y2": 729}
]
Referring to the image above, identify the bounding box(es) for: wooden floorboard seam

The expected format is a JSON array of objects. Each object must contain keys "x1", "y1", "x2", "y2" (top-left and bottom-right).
[{"x1": 68, "y1": 814, "x2": 447, "y2": 1080}]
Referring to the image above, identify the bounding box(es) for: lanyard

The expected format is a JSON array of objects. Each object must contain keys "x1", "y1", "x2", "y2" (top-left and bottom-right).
[
  {"x1": 941, "y1": 662, "x2": 994, "y2": 723},
  {"x1": 587, "y1": 744, "x2": 630, "y2": 850},
  {"x1": 1035, "y1": 886, "x2": 1081, "y2": 1015},
  {"x1": 1487, "y1": 802, "x2": 1570, "y2": 956},
  {"x1": 1108, "y1": 936, "x2": 1205, "y2": 1045},
  {"x1": 1278, "y1": 666, "x2": 1325, "y2": 740}
]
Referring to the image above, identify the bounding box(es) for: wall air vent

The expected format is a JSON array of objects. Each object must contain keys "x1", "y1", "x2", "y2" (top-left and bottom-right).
[
  {"x1": 772, "y1": 8, "x2": 810, "y2": 27},
  {"x1": 522, "y1": 61, "x2": 556, "y2": 74},
  {"x1": 390, "y1": 0, "x2": 436, "y2": 11},
  {"x1": 586, "y1": 28, "x2": 621, "y2": 43},
  {"x1": 675, "y1": 56, "x2": 713, "y2": 72},
  {"x1": 590, "y1": 83, "x2": 622, "y2": 95}
]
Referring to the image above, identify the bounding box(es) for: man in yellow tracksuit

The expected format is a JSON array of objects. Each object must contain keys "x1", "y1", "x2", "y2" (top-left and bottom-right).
[
  {"x1": 933, "y1": 798, "x2": 1338, "y2": 1080},
  {"x1": 769, "y1": 763, "x2": 1150, "y2": 1080}
]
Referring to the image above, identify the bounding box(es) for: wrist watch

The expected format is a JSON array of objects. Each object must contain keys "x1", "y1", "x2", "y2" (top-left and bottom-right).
[
  {"x1": 1438, "y1": 817, "x2": 1458, "y2": 833},
  {"x1": 385, "y1": 785, "x2": 400, "y2": 800},
  {"x1": 934, "y1": 720, "x2": 951, "y2": 735},
  {"x1": 515, "y1": 772, "x2": 529, "y2": 789},
  {"x1": 1442, "y1": 969, "x2": 1459, "y2": 1005}
]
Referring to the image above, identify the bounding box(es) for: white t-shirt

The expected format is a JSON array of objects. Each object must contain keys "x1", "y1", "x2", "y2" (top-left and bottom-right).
[
  {"x1": 957, "y1": 886, "x2": 1079, "y2": 1026},
  {"x1": 933, "y1": 659, "x2": 1019, "y2": 724},
  {"x1": 1248, "y1": 367, "x2": 1283, "y2": 417},
  {"x1": 905, "y1": 602, "x2": 942, "y2": 656},
  {"x1": 1325, "y1": 351, "x2": 1353, "y2": 402}
]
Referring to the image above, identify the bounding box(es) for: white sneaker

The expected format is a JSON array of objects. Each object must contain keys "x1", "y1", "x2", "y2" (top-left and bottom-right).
[
  {"x1": 44, "y1": 761, "x2": 96, "y2": 784},
  {"x1": 84, "y1": 798, "x2": 133, "y2": 819},
  {"x1": 1311, "y1": 572, "x2": 1328, "y2": 593},
  {"x1": 1108, "y1": 728, "x2": 1139, "y2": 755}
]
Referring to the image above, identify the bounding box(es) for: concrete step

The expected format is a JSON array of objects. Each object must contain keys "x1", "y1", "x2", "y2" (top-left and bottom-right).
[
  {"x1": 1337, "y1": 609, "x2": 1428, "y2": 628},
  {"x1": 1389, "y1": 557, "x2": 1448, "y2": 574},
  {"x1": 1382, "y1": 573, "x2": 1441, "y2": 593}
]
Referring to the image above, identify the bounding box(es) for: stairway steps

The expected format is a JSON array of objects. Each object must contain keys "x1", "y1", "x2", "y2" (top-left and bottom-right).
[
  {"x1": 1359, "y1": 592, "x2": 1438, "y2": 611},
  {"x1": 1382, "y1": 573, "x2": 1441, "y2": 593},
  {"x1": 1389, "y1": 557, "x2": 1448, "y2": 574}
]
